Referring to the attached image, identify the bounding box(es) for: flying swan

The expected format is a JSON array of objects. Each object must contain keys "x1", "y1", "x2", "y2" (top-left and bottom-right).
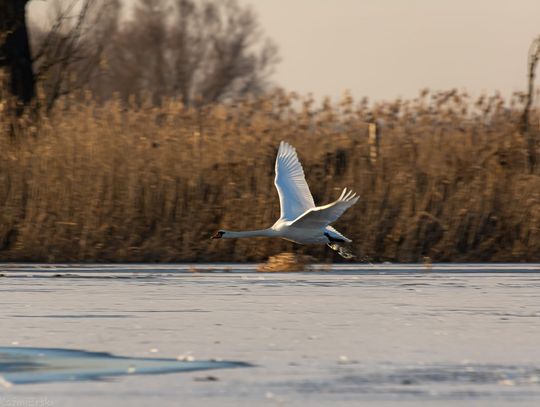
[{"x1": 212, "y1": 141, "x2": 359, "y2": 258}]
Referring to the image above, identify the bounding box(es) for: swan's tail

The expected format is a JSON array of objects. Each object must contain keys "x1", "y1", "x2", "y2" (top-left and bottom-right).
[{"x1": 327, "y1": 243, "x2": 356, "y2": 259}]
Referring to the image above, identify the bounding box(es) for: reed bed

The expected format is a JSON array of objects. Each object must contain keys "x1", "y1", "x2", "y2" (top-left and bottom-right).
[{"x1": 0, "y1": 89, "x2": 539, "y2": 262}]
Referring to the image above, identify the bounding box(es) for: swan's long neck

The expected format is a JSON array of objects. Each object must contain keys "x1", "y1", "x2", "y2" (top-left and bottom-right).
[{"x1": 222, "y1": 228, "x2": 276, "y2": 239}]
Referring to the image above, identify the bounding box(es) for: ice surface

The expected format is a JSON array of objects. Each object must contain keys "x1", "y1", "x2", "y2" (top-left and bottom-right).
[{"x1": 1, "y1": 263, "x2": 540, "y2": 406}]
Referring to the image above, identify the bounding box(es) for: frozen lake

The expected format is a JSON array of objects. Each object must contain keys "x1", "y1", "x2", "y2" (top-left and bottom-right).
[{"x1": 2, "y1": 263, "x2": 540, "y2": 406}]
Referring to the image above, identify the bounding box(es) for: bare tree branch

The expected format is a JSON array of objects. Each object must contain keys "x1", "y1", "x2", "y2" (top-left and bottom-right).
[
  {"x1": 101, "y1": 0, "x2": 279, "y2": 107},
  {"x1": 520, "y1": 35, "x2": 540, "y2": 173},
  {"x1": 30, "y1": 0, "x2": 120, "y2": 111}
]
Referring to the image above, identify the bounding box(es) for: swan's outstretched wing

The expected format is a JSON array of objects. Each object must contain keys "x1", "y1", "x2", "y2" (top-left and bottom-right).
[
  {"x1": 291, "y1": 188, "x2": 359, "y2": 229},
  {"x1": 274, "y1": 141, "x2": 316, "y2": 220}
]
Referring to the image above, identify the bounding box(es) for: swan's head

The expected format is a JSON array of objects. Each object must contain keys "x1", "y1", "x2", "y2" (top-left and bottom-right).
[{"x1": 211, "y1": 230, "x2": 226, "y2": 239}]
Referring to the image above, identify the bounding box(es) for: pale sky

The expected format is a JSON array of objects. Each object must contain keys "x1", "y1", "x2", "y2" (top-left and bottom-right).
[
  {"x1": 29, "y1": 0, "x2": 540, "y2": 102},
  {"x1": 242, "y1": 0, "x2": 540, "y2": 102}
]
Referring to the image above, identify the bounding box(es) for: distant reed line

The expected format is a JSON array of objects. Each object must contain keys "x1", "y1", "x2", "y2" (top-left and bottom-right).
[{"x1": 0, "y1": 89, "x2": 539, "y2": 262}]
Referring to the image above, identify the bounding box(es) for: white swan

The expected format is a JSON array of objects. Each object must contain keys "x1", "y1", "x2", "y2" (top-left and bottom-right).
[{"x1": 211, "y1": 141, "x2": 359, "y2": 258}]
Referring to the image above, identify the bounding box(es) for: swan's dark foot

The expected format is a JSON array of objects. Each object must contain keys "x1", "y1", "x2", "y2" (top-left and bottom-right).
[{"x1": 327, "y1": 243, "x2": 356, "y2": 259}]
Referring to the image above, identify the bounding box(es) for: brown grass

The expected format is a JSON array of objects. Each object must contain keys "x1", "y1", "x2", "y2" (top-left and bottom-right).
[{"x1": 1, "y1": 89, "x2": 539, "y2": 262}]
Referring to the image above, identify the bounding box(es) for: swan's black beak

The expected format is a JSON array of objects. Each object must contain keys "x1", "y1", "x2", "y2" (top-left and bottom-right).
[{"x1": 211, "y1": 231, "x2": 224, "y2": 239}]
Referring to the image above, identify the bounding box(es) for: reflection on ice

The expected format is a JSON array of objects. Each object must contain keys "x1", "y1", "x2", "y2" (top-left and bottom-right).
[
  {"x1": 0, "y1": 347, "x2": 250, "y2": 385},
  {"x1": 276, "y1": 363, "x2": 540, "y2": 400}
]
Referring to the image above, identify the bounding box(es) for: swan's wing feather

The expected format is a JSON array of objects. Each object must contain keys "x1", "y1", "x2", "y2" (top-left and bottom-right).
[
  {"x1": 291, "y1": 188, "x2": 359, "y2": 229},
  {"x1": 274, "y1": 141, "x2": 315, "y2": 220},
  {"x1": 325, "y1": 226, "x2": 351, "y2": 243}
]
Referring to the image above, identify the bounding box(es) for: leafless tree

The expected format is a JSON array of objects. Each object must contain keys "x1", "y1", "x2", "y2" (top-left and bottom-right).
[
  {"x1": 521, "y1": 35, "x2": 540, "y2": 173},
  {"x1": 104, "y1": 0, "x2": 279, "y2": 106},
  {"x1": 4, "y1": 0, "x2": 277, "y2": 114},
  {"x1": 30, "y1": 0, "x2": 120, "y2": 111},
  {"x1": 0, "y1": 0, "x2": 35, "y2": 110}
]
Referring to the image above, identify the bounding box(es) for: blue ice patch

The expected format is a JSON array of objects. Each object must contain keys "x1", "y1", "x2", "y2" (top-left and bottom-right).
[{"x1": 0, "y1": 347, "x2": 250, "y2": 385}]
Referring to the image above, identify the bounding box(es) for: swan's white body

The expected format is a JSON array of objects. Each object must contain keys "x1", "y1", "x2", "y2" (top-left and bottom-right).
[{"x1": 213, "y1": 141, "x2": 359, "y2": 255}]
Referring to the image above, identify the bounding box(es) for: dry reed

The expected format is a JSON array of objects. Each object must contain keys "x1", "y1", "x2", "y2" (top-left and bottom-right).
[{"x1": 0, "y1": 89, "x2": 539, "y2": 262}]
